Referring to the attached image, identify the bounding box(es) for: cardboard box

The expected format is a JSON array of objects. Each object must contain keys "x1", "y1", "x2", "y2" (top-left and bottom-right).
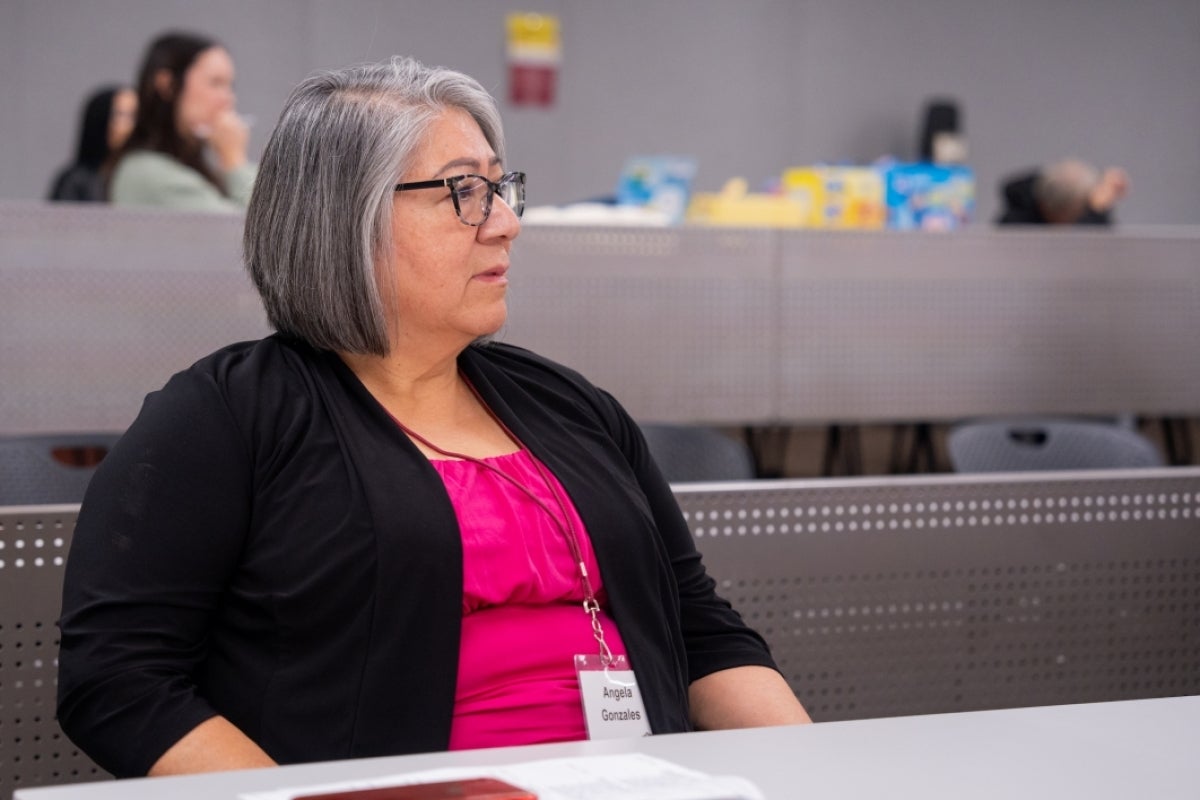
[
  {"x1": 686, "y1": 178, "x2": 807, "y2": 228},
  {"x1": 883, "y1": 163, "x2": 974, "y2": 230},
  {"x1": 781, "y1": 166, "x2": 886, "y2": 229},
  {"x1": 615, "y1": 156, "x2": 697, "y2": 225}
]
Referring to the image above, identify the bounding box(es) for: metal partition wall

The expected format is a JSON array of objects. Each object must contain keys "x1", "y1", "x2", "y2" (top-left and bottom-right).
[
  {"x1": 676, "y1": 468, "x2": 1200, "y2": 722},
  {"x1": 4, "y1": 201, "x2": 1200, "y2": 433},
  {"x1": 0, "y1": 203, "x2": 270, "y2": 435},
  {"x1": 777, "y1": 228, "x2": 1200, "y2": 422},
  {"x1": 503, "y1": 226, "x2": 777, "y2": 423},
  {"x1": 4, "y1": 470, "x2": 1200, "y2": 796},
  {"x1": 0, "y1": 505, "x2": 104, "y2": 800}
]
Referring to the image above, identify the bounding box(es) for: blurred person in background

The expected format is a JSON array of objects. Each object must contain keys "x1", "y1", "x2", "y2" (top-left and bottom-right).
[
  {"x1": 110, "y1": 31, "x2": 255, "y2": 211},
  {"x1": 47, "y1": 85, "x2": 137, "y2": 202},
  {"x1": 997, "y1": 157, "x2": 1129, "y2": 226}
]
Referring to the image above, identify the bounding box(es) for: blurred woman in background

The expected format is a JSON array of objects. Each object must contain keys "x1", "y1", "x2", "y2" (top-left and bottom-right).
[
  {"x1": 110, "y1": 31, "x2": 255, "y2": 211},
  {"x1": 47, "y1": 85, "x2": 136, "y2": 202}
]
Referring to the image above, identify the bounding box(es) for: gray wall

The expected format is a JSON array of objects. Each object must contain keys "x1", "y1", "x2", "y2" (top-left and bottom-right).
[{"x1": 3, "y1": 0, "x2": 1198, "y2": 224}]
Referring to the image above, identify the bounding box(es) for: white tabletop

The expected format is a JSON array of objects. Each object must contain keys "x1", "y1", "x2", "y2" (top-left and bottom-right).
[{"x1": 15, "y1": 696, "x2": 1200, "y2": 800}]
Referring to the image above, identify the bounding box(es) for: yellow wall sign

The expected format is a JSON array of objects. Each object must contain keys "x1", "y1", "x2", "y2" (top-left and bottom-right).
[{"x1": 506, "y1": 12, "x2": 561, "y2": 107}]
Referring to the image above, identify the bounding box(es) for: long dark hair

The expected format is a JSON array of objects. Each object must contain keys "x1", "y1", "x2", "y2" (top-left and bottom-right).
[
  {"x1": 75, "y1": 86, "x2": 121, "y2": 168},
  {"x1": 115, "y1": 31, "x2": 226, "y2": 193}
]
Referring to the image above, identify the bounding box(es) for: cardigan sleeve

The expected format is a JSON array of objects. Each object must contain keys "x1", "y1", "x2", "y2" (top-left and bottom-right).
[{"x1": 57, "y1": 366, "x2": 254, "y2": 777}]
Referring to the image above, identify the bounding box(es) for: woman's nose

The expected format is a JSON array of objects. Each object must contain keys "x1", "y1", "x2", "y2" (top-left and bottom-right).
[{"x1": 481, "y1": 194, "x2": 522, "y2": 240}]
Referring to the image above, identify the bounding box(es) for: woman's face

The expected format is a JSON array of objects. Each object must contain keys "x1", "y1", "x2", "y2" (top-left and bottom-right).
[
  {"x1": 386, "y1": 107, "x2": 521, "y2": 352},
  {"x1": 108, "y1": 88, "x2": 137, "y2": 151},
  {"x1": 175, "y1": 46, "x2": 236, "y2": 139}
]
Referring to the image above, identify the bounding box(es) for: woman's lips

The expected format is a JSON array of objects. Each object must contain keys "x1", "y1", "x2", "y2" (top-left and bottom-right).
[{"x1": 474, "y1": 265, "x2": 509, "y2": 283}]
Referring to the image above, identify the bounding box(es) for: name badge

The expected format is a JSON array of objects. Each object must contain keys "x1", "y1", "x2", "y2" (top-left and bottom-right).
[{"x1": 574, "y1": 654, "x2": 652, "y2": 739}]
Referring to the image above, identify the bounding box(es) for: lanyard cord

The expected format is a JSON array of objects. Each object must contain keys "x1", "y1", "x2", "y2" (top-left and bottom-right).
[{"x1": 388, "y1": 378, "x2": 614, "y2": 665}]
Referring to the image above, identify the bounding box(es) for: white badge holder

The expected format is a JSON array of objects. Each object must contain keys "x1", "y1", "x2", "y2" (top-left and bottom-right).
[{"x1": 574, "y1": 654, "x2": 652, "y2": 739}]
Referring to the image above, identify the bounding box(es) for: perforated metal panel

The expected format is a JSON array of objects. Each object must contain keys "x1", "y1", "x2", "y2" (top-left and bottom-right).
[
  {"x1": 0, "y1": 506, "x2": 107, "y2": 800},
  {"x1": 4, "y1": 203, "x2": 1200, "y2": 434},
  {"x1": 0, "y1": 202, "x2": 271, "y2": 435},
  {"x1": 777, "y1": 228, "x2": 1200, "y2": 421},
  {"x1": 503, "y1": 226, "x2": 777, "y2": 423},
  {"x1": 676, "y1": 468, "x2": 1200, "y2": 722},
  {"x1": 3, "y1": 471, "x2": 1199, "y2": 795}
]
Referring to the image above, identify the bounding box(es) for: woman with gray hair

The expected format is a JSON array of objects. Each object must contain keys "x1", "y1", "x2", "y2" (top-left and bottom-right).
[{"x1": 57, "y1": 56, "x2": 810, "y2": 778}]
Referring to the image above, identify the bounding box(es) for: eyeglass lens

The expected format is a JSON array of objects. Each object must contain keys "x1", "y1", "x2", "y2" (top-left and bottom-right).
[{"x1": 453, "y1": 174, "x2": 524, "y2": 225}]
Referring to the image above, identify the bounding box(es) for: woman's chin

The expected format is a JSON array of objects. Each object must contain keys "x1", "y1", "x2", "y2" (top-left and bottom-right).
[{"x1": 476, "y1": 311, "x2": 508, "y2": 340}]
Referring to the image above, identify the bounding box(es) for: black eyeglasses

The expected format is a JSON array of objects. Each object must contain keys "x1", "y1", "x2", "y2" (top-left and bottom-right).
[{"x1": 393, "y1": 171, "x2": 526, "y2": 226}]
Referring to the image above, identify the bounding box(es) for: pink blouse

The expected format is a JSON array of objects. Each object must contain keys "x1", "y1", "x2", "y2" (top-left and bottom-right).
[{"x1": 431, "y1": 449, "x2": 629, "y2": 750}]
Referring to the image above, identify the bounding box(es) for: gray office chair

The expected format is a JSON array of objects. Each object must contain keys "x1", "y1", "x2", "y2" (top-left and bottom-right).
[
  {"x1": 0, "y1": 432, "x2": 122, "y2": 504},
  {"x1": 638, "y1": 423, "x2": 757, "y2": 482},
  {"x1": 946, "y1": 418, "x2": 1164, "y2": 473}
]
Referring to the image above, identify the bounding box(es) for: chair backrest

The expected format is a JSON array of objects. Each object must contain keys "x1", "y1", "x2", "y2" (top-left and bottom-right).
[
  {"x1": 0, "y1": 433, "x2": 122, "y2": 505},
  {"x1": 0, "y1": 505, "x2": 109, "y2": 800},
  {"x1": 638, "y1": 423, "x2": 756, "y2": 483},
  {"x1": 947, "y1": 418, "x2": 1164, "y2": 473}
]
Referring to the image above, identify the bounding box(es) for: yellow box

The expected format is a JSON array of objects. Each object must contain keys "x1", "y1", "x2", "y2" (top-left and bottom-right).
[
  {"x1": 686, "y1": 179, "x2": 807, "y2": 228},
  {"x1": 781, "y1": 167, "x2": 886, "y2": 229}
]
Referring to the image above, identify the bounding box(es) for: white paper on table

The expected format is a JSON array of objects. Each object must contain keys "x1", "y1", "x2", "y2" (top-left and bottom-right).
[{"x1": 239, "y1": 752, "x2": 763, "y2": 800}]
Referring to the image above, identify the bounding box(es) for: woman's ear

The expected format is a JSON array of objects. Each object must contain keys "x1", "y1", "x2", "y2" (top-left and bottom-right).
[{"x1": 153, "y1": 69, "x2": 175, "y2": 101}]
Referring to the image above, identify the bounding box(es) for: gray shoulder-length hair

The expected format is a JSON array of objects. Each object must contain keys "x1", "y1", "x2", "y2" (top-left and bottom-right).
[{"x1": 244, "y1": 56, "x2": 505, "y2": 355}]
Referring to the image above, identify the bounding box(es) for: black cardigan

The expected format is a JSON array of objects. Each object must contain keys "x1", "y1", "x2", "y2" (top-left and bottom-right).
[{"x1": 57, "y1": 335, "x2": 777, "y2": 777}]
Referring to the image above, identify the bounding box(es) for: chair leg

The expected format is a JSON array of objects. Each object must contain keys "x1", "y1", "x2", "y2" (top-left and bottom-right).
[
  {"x1": 822, "y1": 424, "x2": 862, "y2": 477},
  {"x1": 889, "y1": 422, "x2": 939, "y2": 474},
  {"x1": 744, "y1": 425, "x2": 787, "y2": 478},
  {"x1": 908, "y1": 422, "x2": 939, "y2": 473},
  {"x1": 1160, "y1": 417, "x2": 1194, "y2": 465}
]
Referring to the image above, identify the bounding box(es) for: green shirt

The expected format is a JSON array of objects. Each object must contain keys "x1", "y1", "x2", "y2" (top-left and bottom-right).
[{"x1": 111, "y1": 150, "x2": 257, "y2": 212}]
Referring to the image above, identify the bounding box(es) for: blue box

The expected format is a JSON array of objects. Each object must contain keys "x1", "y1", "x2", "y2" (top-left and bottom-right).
[
  {"x1": 884, "y1": 163, "x2": 975, "y2": 231},
  {"x1": 615, "y1": 156, "x2": 698, "y2": 225}
]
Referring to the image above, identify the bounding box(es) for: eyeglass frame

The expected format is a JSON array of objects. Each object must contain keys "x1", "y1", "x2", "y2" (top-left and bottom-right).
[{"x1": 393, "y1": 171, "x2": 526, "y2": 226}]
